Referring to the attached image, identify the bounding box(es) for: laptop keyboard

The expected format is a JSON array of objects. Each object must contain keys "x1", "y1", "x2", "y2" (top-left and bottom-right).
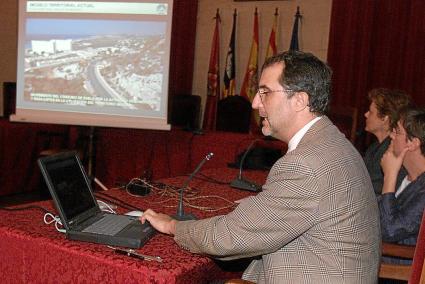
[{"x1": 82, "y1": 214, "x2": 134, "y2": 236}]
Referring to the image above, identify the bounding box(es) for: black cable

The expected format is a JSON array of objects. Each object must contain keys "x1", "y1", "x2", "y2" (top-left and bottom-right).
[
  {"x1": 125, "y1": 179, "x2": 180, "y2": 192},
  {"x1": 0, "y1": 205, "x2": 52, "y2": 214},
  {"x1": 176, "y1": 172, "x2": 230, "y2": 185}
]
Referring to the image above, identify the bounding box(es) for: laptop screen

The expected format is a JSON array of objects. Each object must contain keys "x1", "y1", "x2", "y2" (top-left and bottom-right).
[{"x1": 43, "y1": 154, "x2": 97, "y2": 221}]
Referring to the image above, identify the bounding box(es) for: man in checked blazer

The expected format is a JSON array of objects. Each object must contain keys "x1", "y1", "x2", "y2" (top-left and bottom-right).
[{"x1": 142, "y1": 51, "x2": 381, "y2": 283}]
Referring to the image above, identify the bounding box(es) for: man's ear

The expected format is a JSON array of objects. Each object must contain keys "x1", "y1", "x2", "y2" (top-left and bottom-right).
[
  {"x1": 294, "y1": 92, "x2": 309, "y2": 112},
  {"x1": 408, "y1": 137, "x2": 421, "y2": 152}
]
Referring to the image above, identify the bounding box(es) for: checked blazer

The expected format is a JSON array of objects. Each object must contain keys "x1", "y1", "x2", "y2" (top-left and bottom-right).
[{"x1": 174, "y1": 116, "x2": 381, "y2": 283}]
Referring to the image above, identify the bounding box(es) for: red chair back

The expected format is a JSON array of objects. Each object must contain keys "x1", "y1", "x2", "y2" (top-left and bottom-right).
[{"x1": 409, "y1": 209, "x2": 425, "y2": 284}]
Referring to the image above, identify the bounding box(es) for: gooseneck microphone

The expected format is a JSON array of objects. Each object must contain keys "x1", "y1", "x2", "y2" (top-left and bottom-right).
[
  {"x1": 230, "y1": 139, "x2": 262, "y2": 192},
  {"x1": 174, "y1": 152, "x2": 214, "y2": 221}
]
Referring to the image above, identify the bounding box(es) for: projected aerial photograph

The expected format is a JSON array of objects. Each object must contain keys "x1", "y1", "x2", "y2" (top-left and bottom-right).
[{"x1": 23, "y1": 19, "x2": 167, "y2": 112}]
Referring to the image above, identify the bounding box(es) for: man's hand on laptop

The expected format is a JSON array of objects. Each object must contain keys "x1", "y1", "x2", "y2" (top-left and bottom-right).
[{"x1": 140, "y1": 209, "x2": 177, "y2": 236}]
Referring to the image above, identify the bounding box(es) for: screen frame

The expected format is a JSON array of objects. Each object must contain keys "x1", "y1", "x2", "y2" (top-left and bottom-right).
[{"x1": 13, "y1": 0, "x2": 173, "y2": 130}]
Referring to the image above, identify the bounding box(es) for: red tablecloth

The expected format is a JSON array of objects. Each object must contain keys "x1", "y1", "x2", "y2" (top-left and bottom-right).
[{"x1": 0, "y1": 168, "x2": 268, "y2": 283}]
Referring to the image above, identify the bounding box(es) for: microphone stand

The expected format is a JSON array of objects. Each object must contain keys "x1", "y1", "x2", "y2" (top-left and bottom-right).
[
  {"x1": 174, "y1": 152, "x2": 214, "y2": 221},
  {"x1": 230, "y1": 139, "x2": 262, "y2": 192}
]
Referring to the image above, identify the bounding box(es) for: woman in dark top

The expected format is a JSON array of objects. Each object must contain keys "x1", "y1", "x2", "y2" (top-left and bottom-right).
[{"x1": 363, "y1": 88, "x2": 411, "y2": 194}]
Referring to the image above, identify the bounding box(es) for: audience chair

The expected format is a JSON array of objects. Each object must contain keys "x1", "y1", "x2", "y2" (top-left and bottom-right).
[
  {"x1": 216, "y1": 95, "x2": 252, "y2": 133},
  {"x1": 379, "y1": 209, "x2": 425, "y2": 283},
  {"x1": 170, "y1": 94, "x2": 201, "y2": 130},
  {"x1": 327, "y1": 105, "x2": 358, "y2": 144}
]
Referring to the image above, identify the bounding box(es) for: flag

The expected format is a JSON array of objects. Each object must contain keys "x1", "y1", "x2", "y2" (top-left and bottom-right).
[
  {"x1": 222, "y1": 9, "x2": 237, "y2": 98},
  {"x1": 240, "y1": 8, "x2": 258, "y2": 102},
  {"x1": 240, "y1": 8, "x2": 260, "y2": 133},
  {"x1": 289, "y1": 6, "x2": 302, "y2": 51},
  {"x1": 203, "y1": 9, "x2": 220, "y2": 131},
  {"x1": 265, "y1": 8, "x2": 278, "y2": 59}
]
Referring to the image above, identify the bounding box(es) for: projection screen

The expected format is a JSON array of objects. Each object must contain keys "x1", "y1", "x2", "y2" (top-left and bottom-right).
[{"x1": 11, "y1": 0, "x2": 173, "y2": 130}]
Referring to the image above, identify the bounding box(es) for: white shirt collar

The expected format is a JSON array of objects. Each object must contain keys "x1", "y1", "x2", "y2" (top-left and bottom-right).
[
  {"x1": 395, "y1": 176, "x2": 411, "y2": 198},
  {"x1": 287, "y1": 116, "x2": 322, "y2": 153}
]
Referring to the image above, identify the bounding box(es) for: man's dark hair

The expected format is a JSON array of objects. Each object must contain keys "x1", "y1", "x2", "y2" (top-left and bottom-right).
[
  {"x1": 399, "y1": 108, "x2": 425, "y2": 155},
  {"x1": 262, "y1": 51, "x2": 332, "y2": 115}
]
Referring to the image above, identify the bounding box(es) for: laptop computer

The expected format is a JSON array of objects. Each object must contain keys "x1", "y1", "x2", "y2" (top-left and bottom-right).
[{"x1": 38, "y1": 151, "x2": 155, "y2": 249}]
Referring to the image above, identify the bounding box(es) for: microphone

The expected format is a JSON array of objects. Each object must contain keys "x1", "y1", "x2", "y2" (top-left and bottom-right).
[
  {"x1": 174, "y1": 152, "x2": 214, "y2": 221},
  {"x1": 230, "y1": 139, "x2": 262, "y2": 192}
]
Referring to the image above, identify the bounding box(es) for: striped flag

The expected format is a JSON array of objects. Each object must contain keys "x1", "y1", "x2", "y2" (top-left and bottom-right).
[
  {"x1": 289, "y1": 6, "x2": 302, "y2": 51},
  {"x1": 202, "y1": 9, "x2": 220, "y2": 130},
  {"x1": 222, "y1": 9, "x2": 237, "y2": 98},
  {"x1": 240, "y1": 8, "x2": 258, "y2": 103},
  {"x1": 265, "y1": 8, "x2": 278, "y2": 59},
  {"x1": 240, "y1": 8, "x2": 260, "y2": 132}
]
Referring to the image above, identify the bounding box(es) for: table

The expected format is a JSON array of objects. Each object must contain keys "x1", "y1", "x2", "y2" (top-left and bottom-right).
[{"x1": 0, "y1": 168, "x2": 268, "y2": 283}]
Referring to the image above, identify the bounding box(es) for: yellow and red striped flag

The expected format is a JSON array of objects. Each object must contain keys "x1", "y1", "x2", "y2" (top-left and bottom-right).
[
  {"x1": 240, "y1": 8, "x2": 258, "y2": 103},
  {"x1": 265, "y1": 8, "x2": 278, "y2": 59},
  {"x1": 240, "y1": 8, "x2": 260, "y2": 132}
]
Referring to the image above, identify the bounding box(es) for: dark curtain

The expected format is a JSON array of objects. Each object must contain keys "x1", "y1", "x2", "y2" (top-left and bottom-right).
[
  {"x1": 327, "y1": 0, "x2": 425, "y2": 115},
  {"x1": 168, "y1": 0, "x2": 198, "y2": 96},
  {"x1": 167, "y1": 0, "x2": 199, "y2": 122}
]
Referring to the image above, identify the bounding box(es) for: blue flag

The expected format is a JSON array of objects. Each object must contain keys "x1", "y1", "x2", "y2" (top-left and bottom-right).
[{"x1": 289, "y1": 7, "x2": 301, "y2": 51}]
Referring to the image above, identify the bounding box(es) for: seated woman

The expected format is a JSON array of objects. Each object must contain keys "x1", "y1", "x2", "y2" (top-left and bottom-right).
[
  {"x1": 364, "y1": 88, "x2": 411, "y2": 194},
  {"x1": 379, "y1": 108, "x2": 425, "y2": 251}
]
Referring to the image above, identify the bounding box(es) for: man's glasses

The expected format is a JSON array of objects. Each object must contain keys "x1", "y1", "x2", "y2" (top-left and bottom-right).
[{"x1": 257, "y1": 88, "x2": 293, "y2": 102}]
